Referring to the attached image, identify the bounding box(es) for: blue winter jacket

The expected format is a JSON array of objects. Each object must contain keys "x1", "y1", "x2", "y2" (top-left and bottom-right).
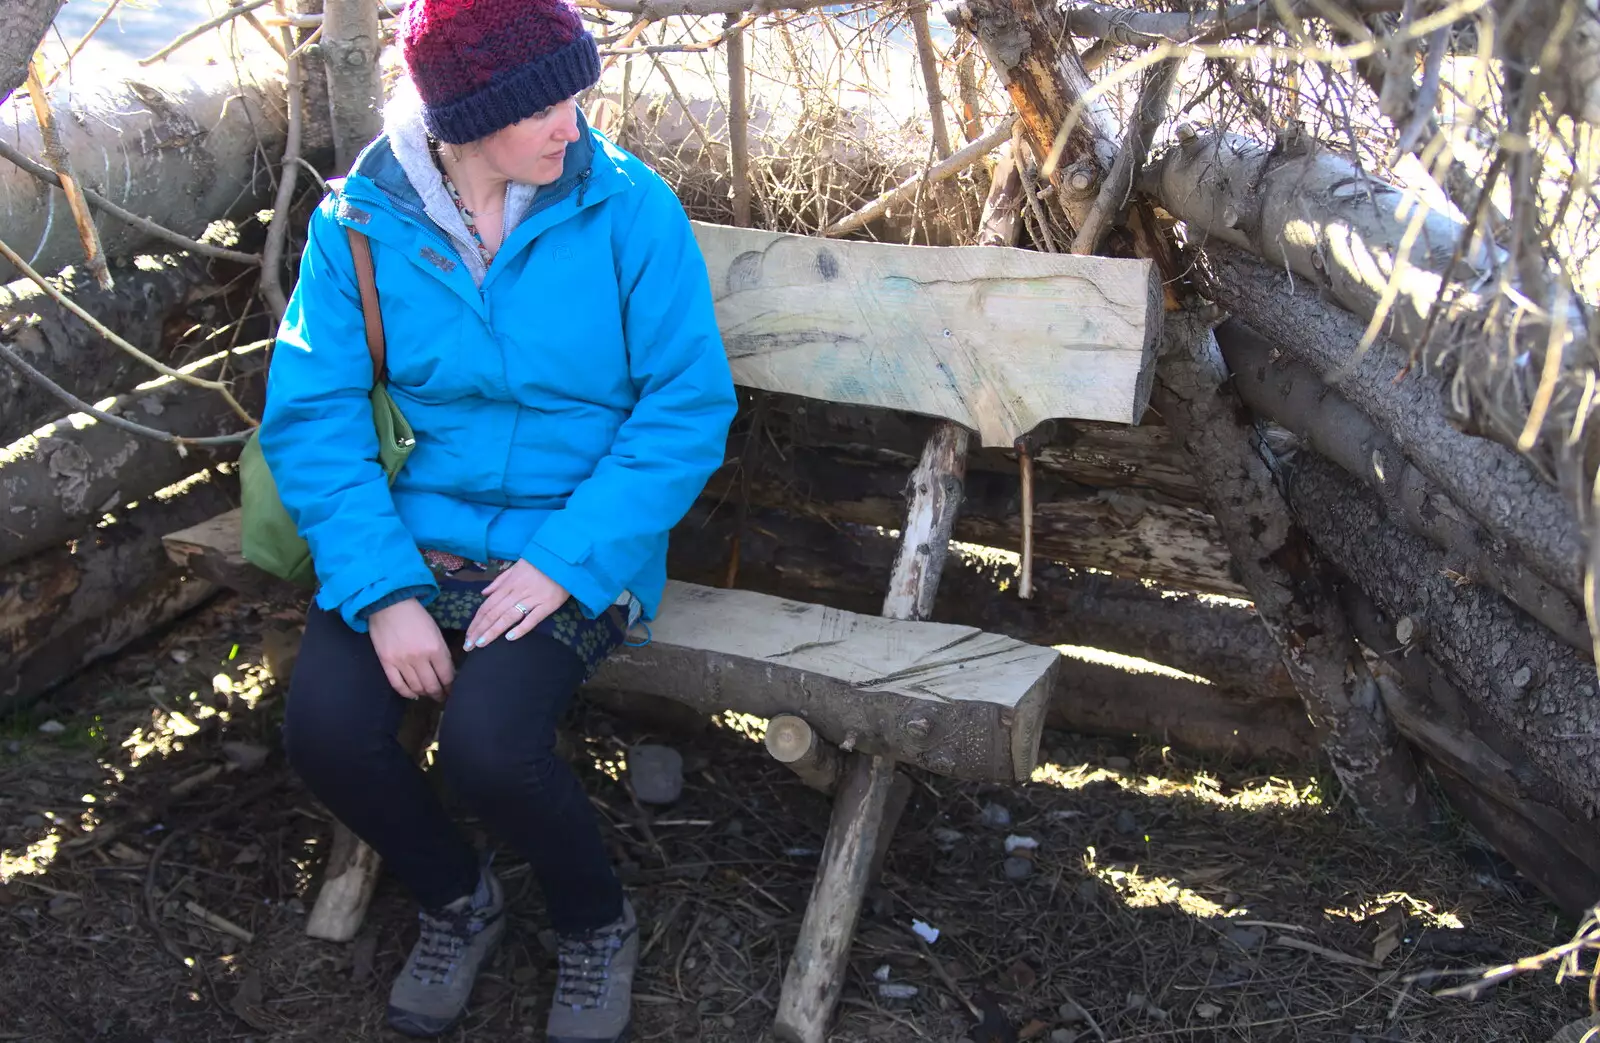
[{"x1": 260, "y1": 125, "x2": 737, "y2": 631}]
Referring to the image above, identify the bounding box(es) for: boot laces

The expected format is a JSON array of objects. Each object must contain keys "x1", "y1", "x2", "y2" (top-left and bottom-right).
[
  {"x1": 410, "y1": 905, "x2": 481, "y2": 986},
  {"x1": 555, "y1": 920, "x2": 628, "y2": 1010}
]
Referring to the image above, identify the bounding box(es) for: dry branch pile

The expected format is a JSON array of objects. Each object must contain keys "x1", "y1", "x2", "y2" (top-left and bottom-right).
[{"x1": 2, "y1": 0, "x2": 1599, "y2": 985}]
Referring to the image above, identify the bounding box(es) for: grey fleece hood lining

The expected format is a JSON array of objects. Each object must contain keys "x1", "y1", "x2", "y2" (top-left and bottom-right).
[{"x1": 382, "y1": 82, "x2": 541, "y2": 287}]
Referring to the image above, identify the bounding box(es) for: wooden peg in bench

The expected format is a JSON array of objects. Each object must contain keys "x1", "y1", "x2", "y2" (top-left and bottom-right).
[{"x1": 766, "y1": 714, "x2": 843, "y2": 794}]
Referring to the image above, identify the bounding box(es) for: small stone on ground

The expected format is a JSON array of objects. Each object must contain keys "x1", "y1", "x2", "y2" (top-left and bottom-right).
[{"x1": 629, "y1": 743, "x2": 684, "y2": 804}]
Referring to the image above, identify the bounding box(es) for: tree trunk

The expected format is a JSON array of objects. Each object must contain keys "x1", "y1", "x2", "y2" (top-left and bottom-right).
[
  {"x1": 1217, "y1": 320, "x2": 1590, "y2": 656},
  {"x1": 1155, "y1": 312, "x2": 1429, "y2": 829},
  {"x1": 675, "y1": 501, "x2": 1283, "y2": 699},
  {"x1": 1287, "y1": 450, "x2": 1600, "y2": 826},
  {"x1": 762, "y1": 395, "x2": 1203, "y2": 507},
  {"x1": 0, "y1": 468, "x2": 230, "y2": 709},
  {"x1": 0, "y1": 0, "x2": 63, "y2": 105},
  {"x1": 0, "y1": 254, "x2": 216, "y2": 443},
  {"x1": 0, "y1": 361, "x2": 262, "y2": 568},
  {"x1": 1143, "y1": 130, "x2": 1494, "y2": 366},
  {"x1": 1342, "y1": 589, "x2": 1600, "y2": 912},
  {"x1": 0, "y1": 66, "x2": 284, "y2": 281},
  {"x1": 1149, "y1": 138, "x2": 1586, "y2": 538},
  {"x1": 944, "y1": 0, "x2": 1118, "y2": 230},
  {"x1": 1207, "y1": 245, "x2": 1584, "y2": 608},
  {"x1": 704, "y1": 441, "x2": 1243, "y2": 597},
  {"x1": 319, "y1": 0, "x2": 383, "y2": 176}
]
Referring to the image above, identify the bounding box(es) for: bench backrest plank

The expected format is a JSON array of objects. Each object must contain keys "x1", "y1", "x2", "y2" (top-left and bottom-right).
[{"x1": 692, "y1": 222, "x2": 1163, "y2": 446}]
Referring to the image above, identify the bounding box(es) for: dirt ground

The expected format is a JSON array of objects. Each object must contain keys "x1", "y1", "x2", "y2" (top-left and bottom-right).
[{"x1": 0, "y1": 592, "x2": 1590, "y2": 1043}]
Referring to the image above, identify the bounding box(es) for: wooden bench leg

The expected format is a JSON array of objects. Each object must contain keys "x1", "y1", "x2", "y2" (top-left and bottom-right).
[
  {"x1": 775, "y1": 752, "x2": 901, "y2": 1043},
  {"x1": 305, "y1": 700, "x2": 439, "y2": 941}
]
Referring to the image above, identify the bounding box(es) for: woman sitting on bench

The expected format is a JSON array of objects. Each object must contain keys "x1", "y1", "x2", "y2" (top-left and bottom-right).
[{"x1": 258, "y1": 0, "x2": 736, "y2": 1036}]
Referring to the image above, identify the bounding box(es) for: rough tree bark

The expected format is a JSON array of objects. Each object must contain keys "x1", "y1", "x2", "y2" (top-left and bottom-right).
[
  {"x1": 0, "y1": 0, "x2": 63, "y2": 105},
  {"x1": 1143, "y1": 130, "x2": 1494, "y2": 360},
  {"x1": 760, "y1": 395, "x2": 1202, "y2": 507},
  {"x1": 671, "y1": 503, "x2": 1313, "y2": 761},
  {"x1": 702, "y1": 442, "x2": 1243, "y2": 596},
  {"x1": 1217, "y1": 321, "x2": 1590, "y2": 656},
  {"x1": 0, "y1": 254, "x2": 215, "y2": 443},
  {"x1": 1155, "y1": 313, "x2": 1429, "y2": 828},
  {"x1": 0, "y1": 66, "x2": 284, "y2": 280},
  {"x1": 0, "y1": 363, "x2": 262, "y2": 568},
  {"x1": 944, "y1": 0, "x2": 1119, "y2": 230},
  {"x1": 1207, "y1": 246, "x2": 1584, "y2": 608},
  {"x1": 1343, "y1": 590, "x2": 1600, "y2": 913},
  {"x1": 319, "y1": 0, "x2": 383, "y2": 176},
  {"x1": 1287, "y1": 450, "x2": 1600, "y2": 827},
  {"x1": 0, "y1": 469, "x2": 229, "y2": 709}
]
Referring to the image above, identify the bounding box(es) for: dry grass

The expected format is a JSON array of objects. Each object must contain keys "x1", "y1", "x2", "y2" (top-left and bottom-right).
[{"x1": 0, "y1": 593, "x2": 1589, "y2": 1042}]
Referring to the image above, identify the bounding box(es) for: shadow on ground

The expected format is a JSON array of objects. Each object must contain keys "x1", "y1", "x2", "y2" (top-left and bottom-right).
[{"x1": 0, "y1": 593, "x2": 1585, "y2": 1042}]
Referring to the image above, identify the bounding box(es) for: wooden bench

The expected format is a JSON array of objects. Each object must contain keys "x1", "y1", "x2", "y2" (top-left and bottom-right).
[{"x1": 164, "y1": 220, "x2": 1162, "y2": 1043}]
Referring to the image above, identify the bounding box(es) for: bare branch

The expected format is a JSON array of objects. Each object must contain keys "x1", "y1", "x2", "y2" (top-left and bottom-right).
[
  {"x1": 139, "y1": 0, "x2": 275, "y2": 65},
  {"x1": 261, "y1": 36, "x2": 305, "y2": 322},
  {"x1": 822, "y1": 115, "x2": 1016, "y2": 238},
  {"x1": 45, "y1": 0, "x2": 124, "y2": 86},
  {"x1": 0, "y1": 233, "x2": 257, "y2": 425},
  {"x1": 1058, "y1": 0, "x2": 1403, "y2": 47},
  {"x1": 24, "y1": 57, "x2": 113, "y2": 290},
  {"x1": 1072, "y1": 57, "x2": 1177, "y2": 254},
  {"x1": 0, "y1": 338, "x2": 251, "y2": 447},
  {"x1": 0, "y1": 138, "x2": 260, "y2": 265}
]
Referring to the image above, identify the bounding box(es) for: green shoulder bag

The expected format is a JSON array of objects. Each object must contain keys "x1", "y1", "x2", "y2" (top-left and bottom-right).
[{"x1": 239, "y1": 226, "x2": 415, "y2": 588}]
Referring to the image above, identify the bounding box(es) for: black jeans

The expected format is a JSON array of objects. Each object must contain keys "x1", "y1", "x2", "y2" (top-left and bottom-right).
[{"x1": 282, "y1": 604, "x2": 623, "y2": 933}]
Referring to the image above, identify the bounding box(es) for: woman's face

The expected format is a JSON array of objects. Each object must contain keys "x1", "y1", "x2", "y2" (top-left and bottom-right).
[{"x1": 477, "y1": 98, "x2": 583, "y2": 186}]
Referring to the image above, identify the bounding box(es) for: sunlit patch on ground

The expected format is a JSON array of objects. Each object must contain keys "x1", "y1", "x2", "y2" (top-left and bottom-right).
[
  {"x1": 1083, "y1": 845, "x2": 1234, "y2": 918},
  {"x1": 1031, "y1": 759, "x2": 1324, "y2": 812},
  {"x1": 1326, "y1": 890, "x2": 1467, "y2": 930}
]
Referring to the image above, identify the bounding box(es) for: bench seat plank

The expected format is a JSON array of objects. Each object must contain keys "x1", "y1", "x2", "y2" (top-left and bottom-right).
[
  {"x1": 162, "y1": 511, "x2": 1057, "y2": 781},
  {"x1": 593, "y1": 581, "x2": 1057, "y2": 781}
]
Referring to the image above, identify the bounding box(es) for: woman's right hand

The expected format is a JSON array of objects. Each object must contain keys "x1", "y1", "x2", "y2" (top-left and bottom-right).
[{"x1": 368, "y1": 598, "x2": 456, "y2": 701}]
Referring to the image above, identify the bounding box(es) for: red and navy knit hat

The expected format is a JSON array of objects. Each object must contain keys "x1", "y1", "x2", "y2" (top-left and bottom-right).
[{"x1": 398, "y1": 0, "x2": 601, "y2": 145}]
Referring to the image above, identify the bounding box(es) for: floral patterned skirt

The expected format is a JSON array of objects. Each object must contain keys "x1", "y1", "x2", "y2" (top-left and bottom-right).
[{"x1": 422, "y1": 550, "x2": 628, "y2": 683}]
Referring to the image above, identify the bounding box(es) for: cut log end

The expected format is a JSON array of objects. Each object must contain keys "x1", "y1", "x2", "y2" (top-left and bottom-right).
[{"x1": 766, "y1": 713, "x2": 844, "y2": 794}]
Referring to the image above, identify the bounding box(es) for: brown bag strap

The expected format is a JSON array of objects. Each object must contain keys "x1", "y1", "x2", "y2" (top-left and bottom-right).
[{"x1": 346, "y1": 226, "x2": 386, "y2": 385}]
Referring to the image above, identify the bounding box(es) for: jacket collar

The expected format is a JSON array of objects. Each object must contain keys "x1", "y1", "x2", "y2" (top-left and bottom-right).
[{"x1": 333, "y1": 83, "x2": 635, "y2": 307}]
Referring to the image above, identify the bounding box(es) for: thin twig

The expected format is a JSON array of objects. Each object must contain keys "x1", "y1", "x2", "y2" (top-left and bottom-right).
[
  {"x1": 139, "y1": 0, "x2": 276, "y2": 65},
  {"x1": 0, "y1": 233, "x2": 258, "y2": 424},
  {"x1": 260, "y1": 34, "x2": 304, "y2": 323},
  {"x1": 1017, "y1": 142, "x2": 1060, "y2": 253},
  {"x1": 1071, "y1": 56, "x2": 1177, "y2": 255},
  {"x1": 24, "y1": 57, "x2": 113, "y2": 290},
  {"x1": 0, "y1": 138, "x2": 261, "y2": 265},
  {"x1": 650, "y1": 54, "x2": 716, "y2": 153},
  {"x1": 242, "y1": 9, "x2": 291, "y2": 59},
  {"x1": 0, "y1": 338, "x2": 252, "y2": 446},
  {"x1": 822, "y1": 115, "x2": 1016, "y2": 238},
  {"x1": 45, "y1": 0, "x2": 125, "y2": 86},
  {"x1": 909, "y1": 2, "x2": 952, "y2": 160}
]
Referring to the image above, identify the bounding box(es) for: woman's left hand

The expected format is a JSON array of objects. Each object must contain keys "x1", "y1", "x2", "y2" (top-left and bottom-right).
[{"x1": 464, "y1": 559, "x2": 569, "y2": 650}]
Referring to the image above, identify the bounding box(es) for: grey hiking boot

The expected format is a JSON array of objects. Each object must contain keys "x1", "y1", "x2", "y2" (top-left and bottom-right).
[
  {"x1": 547, "y1": 898, "x2": 639, "y2": 1043},
  {"x1": 387, "y1": 867, "x2": 506, "y2": 1038}
]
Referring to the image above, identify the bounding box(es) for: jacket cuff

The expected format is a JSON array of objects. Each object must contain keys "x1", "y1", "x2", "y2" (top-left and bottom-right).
[
  {"x1": 355, "y1": 584, "x2": 437, "y2": 623},
  {"x1": 519, "y1": 543, "x2": 613, "y2": 619}
]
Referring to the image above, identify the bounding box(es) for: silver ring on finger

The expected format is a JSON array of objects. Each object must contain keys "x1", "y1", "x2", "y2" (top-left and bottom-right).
[{"x1": 513, "y1": 601, "x2": 531, "y2": 616}]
